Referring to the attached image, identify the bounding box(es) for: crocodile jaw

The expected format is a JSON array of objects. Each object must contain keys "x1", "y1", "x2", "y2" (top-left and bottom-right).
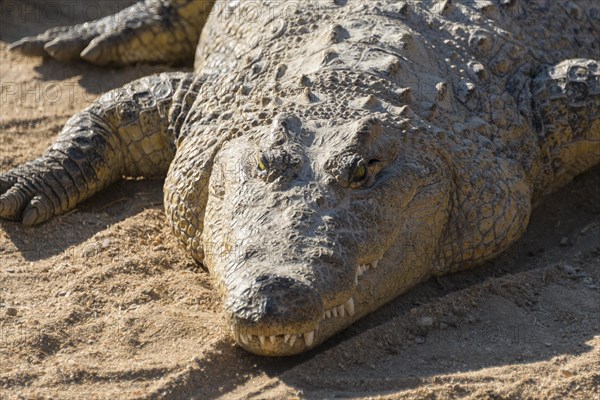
[{"x1": 228, "y1": 260, "x2": 382, "y2": 356}]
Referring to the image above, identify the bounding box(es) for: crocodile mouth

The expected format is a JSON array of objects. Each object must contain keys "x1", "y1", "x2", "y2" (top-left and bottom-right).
[{"x1": 231, "y1": 259, "x2": 381, "y2": 356}]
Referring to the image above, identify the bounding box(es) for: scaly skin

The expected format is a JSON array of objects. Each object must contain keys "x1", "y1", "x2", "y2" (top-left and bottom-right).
[
  {"x1": 8, "y1": 0, "x2": 213, "y2": 65},
  {"x1": 0, "y1": 73, "x2": 193, "y2": 224},
  {"x1": 4, "y1": 0, "x2": 600, "y2": 356}
]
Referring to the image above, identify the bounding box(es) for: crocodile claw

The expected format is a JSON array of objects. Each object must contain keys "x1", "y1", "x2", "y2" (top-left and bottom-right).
[{"x1": 8, "y1": 1, "x2": 206, "y2": 66}]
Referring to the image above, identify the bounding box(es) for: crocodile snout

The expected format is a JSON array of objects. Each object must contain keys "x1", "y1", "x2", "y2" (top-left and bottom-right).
[
  {"x1": 226, "y1": 274, "x2": 324, "y2": 355},
  {"x1": 228, "y1": 275, "x2": 323, "y2": 328}
]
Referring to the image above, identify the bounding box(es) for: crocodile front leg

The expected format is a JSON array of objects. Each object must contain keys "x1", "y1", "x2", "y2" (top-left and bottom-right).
[
  {"x1": 8, "y1": 0, "x2": 214, "y2": 66},
  {"x1": 0, "y1": 72, "x2": 200, "y2": 225}
]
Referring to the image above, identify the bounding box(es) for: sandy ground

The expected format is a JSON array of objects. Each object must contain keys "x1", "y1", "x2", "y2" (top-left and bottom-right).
[{"x1": 1, "y1": 3, "x2": 599, "y2": 399}]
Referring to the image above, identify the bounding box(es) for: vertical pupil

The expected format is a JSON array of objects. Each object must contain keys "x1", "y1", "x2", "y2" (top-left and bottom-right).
[{"x1": 355, "y1": 165, "x2": 366, "y2": 180}]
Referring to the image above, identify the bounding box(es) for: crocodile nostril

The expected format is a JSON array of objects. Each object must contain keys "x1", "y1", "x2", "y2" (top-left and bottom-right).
[{"x1": 227, "y1": 275, "x2": 322, "y2": 331}]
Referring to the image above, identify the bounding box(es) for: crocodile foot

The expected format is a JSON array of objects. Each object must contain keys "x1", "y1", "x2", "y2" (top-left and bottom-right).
[
  {"x1": 8, "y1": 0, "x2": 211, "y2": 66},
  {"x1": 0, "y1": 157, "x2": 83, "y2": 225}
]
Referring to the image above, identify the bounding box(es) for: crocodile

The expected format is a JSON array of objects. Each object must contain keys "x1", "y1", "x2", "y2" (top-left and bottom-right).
[{"x1": 3, "y1": 0, "x2": 599, "y2": 356}]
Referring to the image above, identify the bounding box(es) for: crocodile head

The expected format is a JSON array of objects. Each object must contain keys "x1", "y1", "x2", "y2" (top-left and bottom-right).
[{"x1": 201, "y1": 112, "x2": 451, "y2": 356}]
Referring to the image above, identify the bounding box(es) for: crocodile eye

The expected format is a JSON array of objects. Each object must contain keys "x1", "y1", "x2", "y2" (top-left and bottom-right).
[
  {"x1": 258, "y1": 159, "x2": 267, "y2": 172},
  {"x1": 257, "y1": 155, "x2": 269, "y2": 175},
  {"x1": 349, "y1": 159, "x2": 368, "y2": 187},
  {"x1": 353, "y1": 164, "x2": 367, "y2": 181}
]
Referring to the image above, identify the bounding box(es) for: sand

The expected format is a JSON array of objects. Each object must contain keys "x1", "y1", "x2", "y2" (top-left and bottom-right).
[{"x1": 1, "y1": 3, "x2": 599, "y2": 399}]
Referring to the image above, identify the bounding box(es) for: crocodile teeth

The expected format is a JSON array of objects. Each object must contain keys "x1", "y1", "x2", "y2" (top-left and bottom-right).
[
  {"x1": 304, "y1": 331, "x2": 315, "y2": 347},
  {"x1": 357, "y1": 265, "x2": 364, "y2": 276},
  {"x1": 321, "y1": 297, "x2": 356, "y2": 321},
  {"x1": 345, "y1": 297, "x2": 355, "y2": 316},
  {"x1": 284, "y1": 334, "x2": 291, "y2": 343},
  {"x1": 240, "y1": 332, "x2": 248, "y2": 344},
  {"x1": 259, "y1": 335, "x2": 265, "y2": 347},
  {"x1": 289, "y1": 334, "x2": 297, "y2": 347},
  {"x1": 269, "y1": 335, "x2": 276, "y2": 343},
  {"x1": 356, "y1": 261, "x2": 380, "y2": 281}
]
